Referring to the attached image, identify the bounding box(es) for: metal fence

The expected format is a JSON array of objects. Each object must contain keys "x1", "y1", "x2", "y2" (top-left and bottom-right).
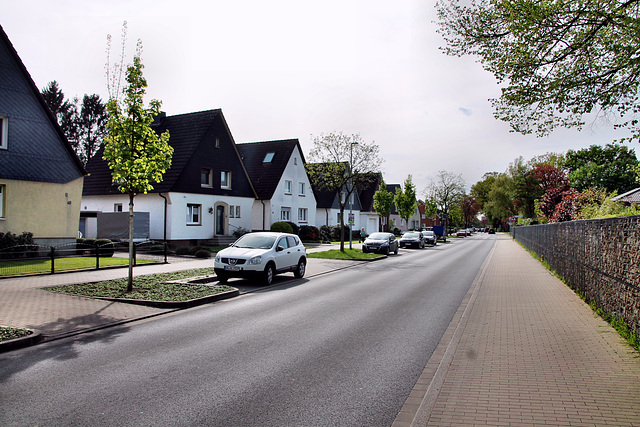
[
  {"x1": 0, "y1": 240, "x2": 168, "y2": 277},
  {"x1": 511, "y1": 215, "x2": 640, "y2": 335}
]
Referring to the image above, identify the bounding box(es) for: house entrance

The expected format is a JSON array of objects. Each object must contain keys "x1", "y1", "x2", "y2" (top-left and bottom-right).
[{"x1": 215, "y1": 205, "x2": 225, "y2": 235}]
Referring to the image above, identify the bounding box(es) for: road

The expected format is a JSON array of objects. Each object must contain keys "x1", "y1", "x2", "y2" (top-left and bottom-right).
[{"x1": 0, "y1": 234, "x2": 496, "y2": 426}]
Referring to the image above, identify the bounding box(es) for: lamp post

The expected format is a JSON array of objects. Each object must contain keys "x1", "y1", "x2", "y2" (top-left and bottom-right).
[{"x1": 349, "y1": 141, "x2": 358, "y2": 250}]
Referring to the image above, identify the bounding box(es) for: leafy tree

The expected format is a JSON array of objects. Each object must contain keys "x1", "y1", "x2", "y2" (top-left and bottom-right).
[
  {"x1": 483, "y1": 173, "x2": 516, "y2": 227},
  {"x1": 306, "y1": 132, "x2": 382, "y2": 251},
  {"x1": 426, "y1": 170, "x2": 466, "y2": 233},
  {"x1": 373, "y1": 178, "x2": 394, "y2": 231},
  {"x1": 471, "y1": 172, "x2": 498, "y2": 209},
  {"x1": 394, "y1": 175, "x2": 418, "y2": 230},
  {"x1": 532, "y1": 164, "x2": 569, "y2": 193},
  {"x1": 565, "y1": 144, "x2": 638, "y2": 193},
  {"x1": 436, "y1": 0, "x2": 640, "y2": 141},
  {"x1": 461, "y1": 195, "x2": 481, "y2": 228},
  {"x1": 103, "y1": 43, "x2": 173, "y2": 292}
]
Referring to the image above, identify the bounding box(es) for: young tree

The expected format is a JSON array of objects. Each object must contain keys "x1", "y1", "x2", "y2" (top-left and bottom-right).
[
  {"x1": 103, "y1": 43, "x2": 173, "y2": 292},
  {"x1": 394, "y1": 175, "x2": 417, "y2": 230},
  {"x1": 373, "y1": 178, "x2": 393, "y2": 231},
  {"x1": 436, "y1": 0, "x2": 640, "y2": 142},
  {"x1": 306, "y1": 132, "x2": 382, "y2": 251}
]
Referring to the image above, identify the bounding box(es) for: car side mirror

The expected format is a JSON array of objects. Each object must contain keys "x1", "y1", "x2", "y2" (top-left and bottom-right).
[{"x1": 276, "y1": 245, "x2": 285, "y2": 252}]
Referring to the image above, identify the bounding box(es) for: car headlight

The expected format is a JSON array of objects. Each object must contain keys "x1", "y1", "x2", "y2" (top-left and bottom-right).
[
  {"x1": 215, "y1": 254, "x2": 221, "y2": 262},
  {"x1": 247, "y1": 255, "x2": 262, "y2": 265}
]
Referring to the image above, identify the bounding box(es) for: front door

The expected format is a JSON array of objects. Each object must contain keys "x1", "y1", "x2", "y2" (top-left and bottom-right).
[{"x1": 216, "y1": 205, "x2": 225, "y2": 235}]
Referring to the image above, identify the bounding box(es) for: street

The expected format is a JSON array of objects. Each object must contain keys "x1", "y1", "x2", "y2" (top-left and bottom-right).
[{"x1": 0, "y1": 235, "x2": 496, "y2": 426}]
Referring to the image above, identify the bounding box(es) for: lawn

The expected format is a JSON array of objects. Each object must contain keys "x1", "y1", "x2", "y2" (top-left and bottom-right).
[
  {"x1": 307, "y1": 248, "x2": 383, "y2": 260},
  {"x1": 0, "y1": 256, "x2": 156, "y2": 276},
  {"x1": 46, "y1": 267, "x2": 235, "y2": 302}
]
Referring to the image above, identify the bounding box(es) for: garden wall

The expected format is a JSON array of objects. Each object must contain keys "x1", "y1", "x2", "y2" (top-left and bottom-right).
[{"x1": 511, "y1": 215, "x2": 640, "y2": 335}]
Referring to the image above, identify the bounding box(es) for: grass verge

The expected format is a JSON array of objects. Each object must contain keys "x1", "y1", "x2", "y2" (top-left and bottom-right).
[
  {"x1": 0, "y1": 326, "x2": 32, "y2": 342},
  {"x1": 307, "y1": 249, "x2": 383, "y2": 260},
  {"x1": 46, "y1": 268, "x2": 235, "y2": 302},
  {"x1": 0, "y1": 256, "x2": 155, "y2": 276}
]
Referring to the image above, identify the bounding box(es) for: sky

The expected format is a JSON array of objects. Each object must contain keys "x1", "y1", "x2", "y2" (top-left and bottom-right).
[{"x1": 2, "y1": 0, "x2": 629, "y2": 195}]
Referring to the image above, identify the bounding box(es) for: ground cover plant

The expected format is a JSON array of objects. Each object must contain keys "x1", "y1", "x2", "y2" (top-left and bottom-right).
[
  {"x1": 0, "y1": 326, "x2": 32, "y2": 343},
  {"x1": 46, "y1": 268, "x2": 235, "y2": 302},
  {"x1": 307, "y1": 249, "x2": 382, "y2": 260}
]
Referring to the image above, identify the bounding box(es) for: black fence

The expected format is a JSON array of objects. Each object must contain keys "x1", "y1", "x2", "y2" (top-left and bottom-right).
[
  {"x1": 0, "y1": 240, "x2": 168, "y2": 277},
  {"x1": 511, "y1": 215, "x2": 640, "y2": 335}
]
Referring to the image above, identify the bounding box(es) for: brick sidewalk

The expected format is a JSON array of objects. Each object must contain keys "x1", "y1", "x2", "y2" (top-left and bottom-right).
[{"x1": 395, "y1": 234, "x2": 640, "y2": 426}]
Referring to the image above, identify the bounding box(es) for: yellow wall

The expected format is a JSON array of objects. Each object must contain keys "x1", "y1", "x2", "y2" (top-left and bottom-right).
[{"x1": 0, "y1": 177, "x2": 84, "y2": 238}]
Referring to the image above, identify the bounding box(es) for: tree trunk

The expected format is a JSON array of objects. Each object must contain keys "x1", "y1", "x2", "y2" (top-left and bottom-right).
[
  {"x1": 127, "y1": 192, "x2": 134, "y2": 292},
  {"x1": 339, "y1": 205, "x2": 345, "y2": 252}
]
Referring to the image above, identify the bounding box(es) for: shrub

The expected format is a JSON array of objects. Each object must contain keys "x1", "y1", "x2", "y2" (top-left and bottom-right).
[
  {"x1": 270, "y1": 221, "x2": 293, "y2": 233},
  {"x1": 319, "y1": 225, "x2": 332, "y2": 242},
  {"x1": 194, "y1": 249, "x2": 211, "y2": 259},
  {"x1": 96, "y1": 239, "x2": 115, "y2": 257},
  {"x1": 285, "y1": 221, "x2": 299, "y2": 235},
  {"x1": 233, "y1": 227, "x2": 250, "y2": 238},
  {"x1": 189, "y1": 245, "x2": 205, "y2": 255},
  {"x1": 0, "y1": 231, "x2": 38, "y2": 258},
  {"x1": 175, "y1": 246, "x2": 191, "y2": 256},
  {"x1": 299, "y1": 225, "x2": 321, "y2": 241}
]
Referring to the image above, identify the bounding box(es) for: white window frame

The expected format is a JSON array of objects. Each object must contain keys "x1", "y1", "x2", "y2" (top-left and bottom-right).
[
  {"x1": 0, "y1": 184, "x2": 5, "y2": 218},
  {"x1": 201, "y1": 168, "x2": 213, "y2": 187},
  {"x1": 281, "y1": 207, "x2": 291, "y2": 221},
  {"x1": 229, "y1": 205, "x2": 235, "y2": 218},
  {"x1": 0, "y1": 116, "x2": 7, "y2": 149},
  {"x1": 114, "y1": 203, "x2": 123, "y2": 212},
  {"x1": 221, "y1": 170, "x2": 231, "y2": 189},
  {"x1": 298, "y1": 207, "x2": 308, "y2": 223},
  {"x1": 284, "y1": 180, "x2": 292, "y2": 194},
  {"x1": 298, "y1": 182, "x2": 305, "y2": 196},
  {"x1": 187, "y1": 204, "x2": 202, "y2": 225},
  {"x1": 235, "y1": 205, "x2": 241, "y2": 218}
]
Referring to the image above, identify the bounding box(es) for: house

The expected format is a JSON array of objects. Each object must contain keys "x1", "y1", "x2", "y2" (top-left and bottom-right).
[
  {"x1": 0, "y1": 25, "x2": 87, "y2": 246},
  {"x1": 417, "y1": 200, "x2": 445, "y2": 229},
  {"x1": 386, "y1": 184, "x2": 421, "y2": 232},
  {"x1": 612, "y1": 187, "x2": 640, "y2": 205},
  {"x1": 357, "y1": 172, "x2": 383, "y2": 235},
  {"x1": 82, "y1": 109, "x2": 257, "y2": 246},
  {"x1": 236, "y1": 139, "x2": 316, "y2": 231},
  {"x1": 307, "y1": 162, "x2": 363, "y2": 232}
]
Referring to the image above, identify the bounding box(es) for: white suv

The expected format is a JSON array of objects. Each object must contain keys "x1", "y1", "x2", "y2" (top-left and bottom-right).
[{"x1": 214, "y1": 232, "x2": 307, "y2": 285}]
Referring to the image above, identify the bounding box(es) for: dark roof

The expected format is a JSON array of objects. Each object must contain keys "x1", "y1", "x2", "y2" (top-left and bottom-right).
[
  {"x1": 386, "y1": 184, "x2": 401, "y2": 214},
  {"x1": 236, "y1": 139, "x2": 303, "y2": 200},
  {"x1": 357, "y1": 172, "x2": 382, "y2": 212},
  {"x1": 84, "y1": 109, "x2": 257, "y2": 198},
  {"x1": 0, "y1": 24, "x2": 86, "y2": 183}
]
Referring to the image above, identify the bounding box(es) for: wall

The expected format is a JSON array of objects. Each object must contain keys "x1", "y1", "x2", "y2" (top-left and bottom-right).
[{"x1": 512, "y1": 216, "x2": 640, "y2": 335}]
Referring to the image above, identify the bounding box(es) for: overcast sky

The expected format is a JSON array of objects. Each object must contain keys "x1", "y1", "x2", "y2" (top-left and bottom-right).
[{"x1": 2, "y1": 0, "x2": 628, "y2": 195}]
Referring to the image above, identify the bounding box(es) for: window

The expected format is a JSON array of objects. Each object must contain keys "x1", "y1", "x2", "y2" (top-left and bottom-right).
[
  {"x1": 281, "y1": 207, "x2": 291, "y2": 221},
  {"x1": 229, "y1": 205, "x2": 235, "y2": 218},
  {"x1": 0, "y1": 117, "x2": 7, "y2": 149},
  {"x1": 0, "y1": 184, "x2": 4, "y2": 217},
  {"x1": 298, "y1": 208, "x2": 308, "y2": 222},
  {"x1": 221, "y1": 171, "x2": 231, "y2": 189},
  {"x1": 284, "y1": 180, "x2": 292, "y2": 194},
  {"x1": 263, "y1": 152, "x2": 275, "y2": 163},
  {"x1": 187, "y1": 204, "x2": 202, "y2": 225},
  {"x1": 421, "y1": 214, "x2": 426, "y2": 219},
  {"x1": 298, "y1": 182, "x2": 305, "y2": 196},
  {"x1": 294, "y1": 157, "x2": 298, "y2": 165},
  {"x1": 215, "y1": 137, "x2": 220, "y2": 148},
  {"x1": 201, "y1": 168, "x2": 212, "y2": 187},
  {"x1": 235, "y1": 206, "x2": 241, "y2": 218},
  {"x1": 337, "y1": 213, "x2": 342, "y2": 223},
  {"x1": 114, "y1": 203, "x2": 123, "y2": 212}
]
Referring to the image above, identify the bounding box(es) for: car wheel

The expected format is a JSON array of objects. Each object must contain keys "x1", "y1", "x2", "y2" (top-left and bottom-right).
[
  {"x1": 216, "y1": 272, "x2": 229, "y2": 283},
  {"x1": 383, "y1": 246, "x2": 390, "y2": 255},
  {"x1": 394, "y1": 246, "x2": 398, "y2": 255},
  {"x1": 362, "y1": 247, "x2": 368, "y2": 253},
  {"x1": 294, "y1": 258, "x2": 306, "y2": 278},
  {"x1": 263, "y1": 264, "x2": 275, "y2": 286}
]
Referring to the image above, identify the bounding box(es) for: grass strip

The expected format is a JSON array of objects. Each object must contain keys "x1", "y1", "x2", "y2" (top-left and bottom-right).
[
  {"x1": 307, "y1": 249, "x2": 383, "y2": 260},
  {"x1": 0, "y1": 257, "x2": 155, "y2": 276}
]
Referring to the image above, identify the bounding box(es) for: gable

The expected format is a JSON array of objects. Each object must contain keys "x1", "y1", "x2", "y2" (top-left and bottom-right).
[{"x1": 0, "y1": 25, "x2": 85, "y2": 183}]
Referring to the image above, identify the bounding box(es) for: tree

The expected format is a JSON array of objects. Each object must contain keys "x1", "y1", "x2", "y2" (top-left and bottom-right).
[
  {"x1": 41, "y1": 80, "x2": 76, "y2": 142},
  {"x1": 426, "y1": 170, "x2": 466, "y2": 233},
  {"x1": 306, "y1": 132, "x2": 382, "y2": 251},
  {"x1": 483, "y1": 173, "x2": 516, "y2": 227},
  {"x1": 436, "y1": 0, "x2": 640, "y2": 142},
  {"x1": 103, "y1": 43, "x2": 173, "y2": 292},
  {"x1": 394, "y1": 175, "x2": 418, "y2": 230},
  {"x1": 565, "y1": 144, "x2": 639, "y2": 193},
  {"x1": 373, "y1": 178, "x2": 393, "y2": 231},
  {"x1": 461, "y1": 195, "x2": 481, "y2": 228}
]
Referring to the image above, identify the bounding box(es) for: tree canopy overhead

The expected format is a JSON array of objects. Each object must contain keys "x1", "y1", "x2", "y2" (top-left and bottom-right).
[{"x1": 436, "y1": 0, "x2": 640, "y2": 142}]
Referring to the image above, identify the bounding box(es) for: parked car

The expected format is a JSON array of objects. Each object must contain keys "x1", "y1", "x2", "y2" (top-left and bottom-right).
[
  {"x1": 214, "y1": 232, "x2": 306, "y2": 285},
  {"x1": 456, "y1": 229, "x2": 468, "y2": 237},
  {"x1": 488, "y1": 228, "x2": 496, "y2": 234},
  {"x1": 421, "y1": 230, "x2": 437, "y2": 245},
  {"x1": 362, "y1": 232, "x2": 399, "y2": 255},
  {"x1": 399, "y1": 231, "x2": 425, "y2": 249}
]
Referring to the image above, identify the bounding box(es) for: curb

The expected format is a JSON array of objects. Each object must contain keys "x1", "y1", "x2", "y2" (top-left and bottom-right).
[{"x1": 0, "y1": 328, "x2": 43, "y2": 354}]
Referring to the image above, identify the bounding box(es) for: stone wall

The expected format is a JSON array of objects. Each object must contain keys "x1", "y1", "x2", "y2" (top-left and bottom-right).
[{"x1": 511, "y1": 216, "x2": 640, "y2": 335}]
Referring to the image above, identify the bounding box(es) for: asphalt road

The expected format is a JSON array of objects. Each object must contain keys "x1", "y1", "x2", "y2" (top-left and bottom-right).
[{"x1": 0, "y1": 234, "x2": 496, "y2": 426}]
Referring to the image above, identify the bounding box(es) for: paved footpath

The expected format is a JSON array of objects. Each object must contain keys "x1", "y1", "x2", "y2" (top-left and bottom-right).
[{"x1": 395, "y1": 234, "x2": 640, "y2": 426}]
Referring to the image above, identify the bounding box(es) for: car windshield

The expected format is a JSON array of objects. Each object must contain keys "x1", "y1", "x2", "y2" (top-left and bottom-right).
[
  {"x1": 403, "y1": 232, "x2": 420, "y2": 238},
  {"x1": 368, "y1": 233, "x2": 389, "y2": 240},
  {"x1": 423, "y1": 231, "x2": 434, "y2": 236},
  {"x1": 233, "y1": 234, "x2": 276, "y2": 249}
]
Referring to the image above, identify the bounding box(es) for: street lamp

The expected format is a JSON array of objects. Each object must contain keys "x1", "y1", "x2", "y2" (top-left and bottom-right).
[{"x1": 349, "y1": 141, "x2": 358, "y2": 250}]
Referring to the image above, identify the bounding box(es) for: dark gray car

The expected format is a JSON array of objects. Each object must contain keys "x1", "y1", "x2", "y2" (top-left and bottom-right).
[{"x1": 362, "y1": 232, "x2": 399, "y2": 255}]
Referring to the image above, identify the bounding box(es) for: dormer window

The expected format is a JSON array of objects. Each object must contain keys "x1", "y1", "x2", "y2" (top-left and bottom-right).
[
  {"x1": 221, "y1": 170, "x2": 231, "y2": 189},
  {"x1": 263, "y1": 152, "x2": 275, "y2": 163},
  {"x1": 215, "y1": 137, "x2": 220, "y2": 148},
  {"x1": 0, "y1": 116, "x2": 7, "y2": 149},
  {"x1": 201, "y1": 168, "x2": 213, "y2": 187}
]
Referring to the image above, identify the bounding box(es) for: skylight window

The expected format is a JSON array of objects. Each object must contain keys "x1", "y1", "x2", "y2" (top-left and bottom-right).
[{"x1": 263, "y1": 152, "x2": 275, "y2": 163}]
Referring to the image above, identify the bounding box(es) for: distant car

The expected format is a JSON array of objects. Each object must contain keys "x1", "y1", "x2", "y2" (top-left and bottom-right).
[
  {"x1": 456, "y1": 229, "x2": 468, "y2": 237},
  {"x1": 488, "y1": 228, "x2": 496, "y2": 234},
  {"x1": 214, "y1": 232, "x2": 307, "y2": 285},
  {"x1": 421, "y1": 230, "x2": 437, "y2": 245},
  {"x1": 399, "y1": 231, "x2": 425, "y2": 249},
  {"x1": 362, "y1": 232, "x2": 399, "y2": 255}
]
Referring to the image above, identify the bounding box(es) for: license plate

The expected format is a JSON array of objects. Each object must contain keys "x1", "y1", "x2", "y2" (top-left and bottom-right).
[{"x1": 225, "y1": 266, "x2": 240, "y2": 271}]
